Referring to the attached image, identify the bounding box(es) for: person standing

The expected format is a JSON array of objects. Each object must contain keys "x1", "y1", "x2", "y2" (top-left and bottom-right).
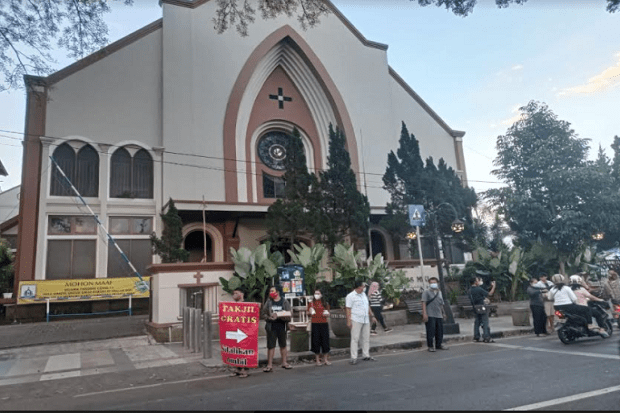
[
  {"x1": 346, "y1": 280, "x2": 377, "y2": 365},
  {"x1": 260, "y1": 286, "x2": 293, "y2": 372},
  {"x1": 527, "y1": 277, "x2": 548, "y2": 337},
  {"x1": 535, "y1": 274, "x2": 555, "y2": 332},
  {"x1": 307, "y1": 289, "x2": 331, "y2": 366},
  {"x1": 422, "y1": 277, "x2": 448, "y2": 352},
  {"x1": 603, "y1": 270, "x2": 620, "y2": 303},
  {"x1": 229, "y1": 287, "x2": 250, "y2": 378},
  {"x1": 469, "y1": 277, "x2": 496, "y2": 343},
  {"x1": 368, "y1": 282, "x2": 393, "y2": 335}
]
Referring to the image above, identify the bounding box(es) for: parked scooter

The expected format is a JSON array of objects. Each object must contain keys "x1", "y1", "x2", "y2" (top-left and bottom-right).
[{"x1": 555, "y1": 301, "x2": 613, "y2": 344}]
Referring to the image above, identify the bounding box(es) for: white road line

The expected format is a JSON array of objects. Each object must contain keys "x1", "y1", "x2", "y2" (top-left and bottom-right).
[
  {"x1": 504, "y1": 384, "x2": 620, "y2": 411},
  {"x1": 74, "y1": 374, "x2": 231, "y2": 398},
  {"x1": 489, "y1": 342, "x2": 620, "y2": 360}
]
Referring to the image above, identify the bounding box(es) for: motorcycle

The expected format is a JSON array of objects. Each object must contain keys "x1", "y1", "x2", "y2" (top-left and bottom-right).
[{"x1": 555, "y1": 301, "x2": 613, "y2": 344}]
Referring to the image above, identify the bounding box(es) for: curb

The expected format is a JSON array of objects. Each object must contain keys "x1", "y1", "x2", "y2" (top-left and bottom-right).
[{"x1": 203, "y1": 327, "x2": 536, "y2": 368}]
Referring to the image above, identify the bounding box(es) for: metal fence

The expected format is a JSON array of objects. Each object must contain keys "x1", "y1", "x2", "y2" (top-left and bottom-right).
[{"x1": 182, "y1": 307, "x2": 213, "y2": 359}]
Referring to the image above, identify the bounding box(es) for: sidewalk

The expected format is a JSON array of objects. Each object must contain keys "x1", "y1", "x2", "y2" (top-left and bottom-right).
[{"x1": 0, "y1": 315, "x2": 534, "y2": 387}]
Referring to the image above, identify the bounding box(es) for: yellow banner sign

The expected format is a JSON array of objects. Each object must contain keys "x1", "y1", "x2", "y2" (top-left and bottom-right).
[{"x1": 17, "y1": 277, "x2": 150, "y2": 304}]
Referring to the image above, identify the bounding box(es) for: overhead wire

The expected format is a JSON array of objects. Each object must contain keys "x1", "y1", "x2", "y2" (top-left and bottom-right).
[{"x1": 0, "y1": 127, "x2": 505, "y2": 187}]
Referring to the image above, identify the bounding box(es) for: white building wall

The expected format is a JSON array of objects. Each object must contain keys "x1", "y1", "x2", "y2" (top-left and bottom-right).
[
  {"x1": 45, "y1": 29, "x2": 163, "y2": 149},
  {"x1": 160, "y1": 1, "x2": 462, "y2": 208},
  {"x1": 0, "y1": 185, "x2": 20, "y2": 224}
]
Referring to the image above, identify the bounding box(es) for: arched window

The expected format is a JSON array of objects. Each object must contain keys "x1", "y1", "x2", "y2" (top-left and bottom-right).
[
  {"x1": 110, "y1": 147, "x2": 153, "y2": 199},
  {"x1": 263, "y1": 173, "x2": 285, "y2": 199},
  {"x1": 133, "y1": 149, "x2": 154, "y2": 199},
  {"x1": 76, "y1": 145, "x2": 99, "y2": 197},
  {"x1": 50, "y1": 143, "x2": 99, "y2": 197}
]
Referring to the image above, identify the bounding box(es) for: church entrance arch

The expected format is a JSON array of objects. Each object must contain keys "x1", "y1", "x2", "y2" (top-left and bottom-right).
[{"x1": 183, "y1": 230, "x2": 213, "y2": 263}]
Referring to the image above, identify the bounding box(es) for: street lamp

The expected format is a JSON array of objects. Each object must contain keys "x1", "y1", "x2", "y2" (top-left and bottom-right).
[
  {"x1": 425, "y1": 202, "x2": 464, "y2": 335},
  {"x1": 592, "y1": 232, "x2": 604, "y2": 241}
]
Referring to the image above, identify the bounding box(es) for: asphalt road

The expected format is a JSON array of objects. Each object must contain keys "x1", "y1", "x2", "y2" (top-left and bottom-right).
[{"x1": 2, "y1": 333, "x2": 619, "y2": 410}]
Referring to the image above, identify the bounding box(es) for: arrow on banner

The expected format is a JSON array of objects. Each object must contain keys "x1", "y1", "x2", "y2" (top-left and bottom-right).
[{"x1": 225, "y1": 328, "x2": 248, "y2": 343}]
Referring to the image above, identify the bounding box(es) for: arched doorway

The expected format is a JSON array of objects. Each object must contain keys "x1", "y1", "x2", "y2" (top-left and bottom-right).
[
  {"x1": 369, "y1": 230, "x2": 387, "y2": 260},
  {"x1": 184, "y1": 230, "x2": 213, "y2": 262}
]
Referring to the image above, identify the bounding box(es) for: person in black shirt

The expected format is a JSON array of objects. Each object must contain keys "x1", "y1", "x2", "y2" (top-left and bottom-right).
[
  {"x1": 260, "y1": 286, "x2": 292, "y2": 372},
  {"x1": 469, "y1": 277, "x2": 496, "y2": 343}
]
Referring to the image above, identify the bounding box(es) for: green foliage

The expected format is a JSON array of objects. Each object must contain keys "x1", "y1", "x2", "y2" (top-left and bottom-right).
[
  {"x1": 0, "y1": 238, "x2": 14, "y2": 293},
  {"x1": 287, "y1": 242, "x2": 327, "y2": 294},
  {"x1": 0, "y1": 0, "x2": 134, "y2": 91},
  {"x1": 150, "y1": 199, "x2": 189, "y2": 264},
  {"x1": 308, "y1": 124, "x2": 370, "y2": 253},
  {"x1": 266, "y1": 127, "x2": 314, "y2": 249},
  {"x1": 381, "y1": 122, "x2": 477, "y2": 254},
  {"x1": 220, "y1": 242, "x2": 285, "y2": 303},
  {"x1": 487, "y1": 101, "x2": 620, "y2": 271},
  {"x1": 212, "y1": 1, "x2": 618, "y2": 40}
]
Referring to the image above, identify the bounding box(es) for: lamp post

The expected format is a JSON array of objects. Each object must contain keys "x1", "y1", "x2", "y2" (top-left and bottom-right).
[{"x1": 426, "y1": 202, "x2": 463, "y2": 335}]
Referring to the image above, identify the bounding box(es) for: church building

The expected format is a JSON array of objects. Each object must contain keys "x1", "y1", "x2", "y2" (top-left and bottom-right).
[{"x1": 13, "y1": 0, "x2": 468, "y2": 322}]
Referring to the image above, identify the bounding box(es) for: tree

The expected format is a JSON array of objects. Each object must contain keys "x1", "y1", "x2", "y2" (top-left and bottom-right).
[
  {"x1": 381, "y1": 122, "x2": 426, "y2": 241},
  {"x1": 265, "y1": 127, "x2": 314, "y2": 249},
  {"x1": 150, "y1": 198, "x2": 190, "y2": 263},
  {"x1": 611, "y1": 135, "x2": 620, "y2": 184},
  {"x1": 308, "y1": 124, "x2": 370, "y2": 253},
  {"x1": 486, "y1": 100, "x2": 620, "y2": 274},
  {"x1": 381, "y1": 121, "x2": 477, "y2": 257},
  {"x1": 0, "y1": 0, "x2": 132, "y2": 91},
  {"x1": 0, "y1": 238, "x2": 14, "y2": 294},
  {"x1": 212, "y1": 0, "x2": 620, "y2": 36}
]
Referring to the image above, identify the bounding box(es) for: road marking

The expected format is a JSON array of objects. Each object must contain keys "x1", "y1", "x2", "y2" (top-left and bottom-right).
[
  {"x1": 488, "y1": 342, "x2": 620, "y2": 360},
  {"x1": 74, "y1": 374, "x2": 231, "y2": 398},
  {"x1": 504, "y1": 384, "x2": 620, "y2": 410}
]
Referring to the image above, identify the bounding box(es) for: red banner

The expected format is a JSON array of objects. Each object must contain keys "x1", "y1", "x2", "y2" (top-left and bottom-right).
[{"x1": 218, "y1": 301, "x2": 260, "y2": 368}]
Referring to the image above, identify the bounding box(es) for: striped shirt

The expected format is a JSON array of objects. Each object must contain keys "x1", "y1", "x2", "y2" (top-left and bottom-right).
[{"x1": 369, "y1": 290, "x2": 383, "y2": 308}]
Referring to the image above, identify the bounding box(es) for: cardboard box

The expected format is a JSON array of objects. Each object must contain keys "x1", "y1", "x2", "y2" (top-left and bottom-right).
[{"x1": 275, "y1": 311, "x2": 292, "y2": 319}]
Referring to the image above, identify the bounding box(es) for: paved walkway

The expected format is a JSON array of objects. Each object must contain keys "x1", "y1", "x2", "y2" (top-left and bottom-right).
[{"x1": 0, "y1": 315, "x2": 535, "y2": 387}]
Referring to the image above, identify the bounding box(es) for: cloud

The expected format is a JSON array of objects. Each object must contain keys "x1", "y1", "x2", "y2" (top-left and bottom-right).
[
  {"x1": 558, "y1": 52, "x2": 620, "y2": 97},
  {"x1": 511, "y1": 64, "x2": 524, "y2": 71},
  {"x1": 498, "y1": 105, "x2": 525, "y2": 127}
]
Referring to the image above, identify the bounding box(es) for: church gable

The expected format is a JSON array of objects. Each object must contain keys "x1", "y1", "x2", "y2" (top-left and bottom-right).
[
  {"x1": 223, "y1": 28, "x2": 359, "y2": 203},
  {"x1": 245, "y1": 66, "x2": 321, "y2": 204}
]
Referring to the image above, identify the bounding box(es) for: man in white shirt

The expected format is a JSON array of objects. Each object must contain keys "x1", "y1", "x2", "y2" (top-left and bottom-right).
[
  {"x1": 346, "y1": 280, "x2": 376, "y2": 365},
  {"x1": 535, "y1": 273, "x2": 555, "y2": 332}
]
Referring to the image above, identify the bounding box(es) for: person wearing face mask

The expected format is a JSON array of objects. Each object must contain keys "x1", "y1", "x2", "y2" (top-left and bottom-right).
[
  {"x1": 469, "y1": 277, "x2": 496, "y2": 343},
  {"x1": 260, "y1": 285, "x2": 292, "y2": 372},
  {"x1": 346, "y1": 280, "x2": 377, "y2": 365},
  {"x1": 421, "y1": 277, "x2": 448, "y2": 352},
  {"x1": 307, "y1": 289, "x2": 331, "y2": 366}
]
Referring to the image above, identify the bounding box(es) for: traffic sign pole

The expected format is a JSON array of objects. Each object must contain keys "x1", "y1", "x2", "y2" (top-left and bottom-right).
[{"x1": 416, "y1": 226, "x2": 424, "y2": 278}]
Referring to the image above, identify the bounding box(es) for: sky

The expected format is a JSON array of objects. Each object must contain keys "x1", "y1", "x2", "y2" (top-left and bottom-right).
[{"x1": 1, "y1": 0, "x2": 619, "y2": 201}]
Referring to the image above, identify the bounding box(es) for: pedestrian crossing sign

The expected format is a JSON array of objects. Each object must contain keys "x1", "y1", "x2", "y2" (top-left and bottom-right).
[{"x1": 408, "y1": 204, "x2": 425, "y2": 227}]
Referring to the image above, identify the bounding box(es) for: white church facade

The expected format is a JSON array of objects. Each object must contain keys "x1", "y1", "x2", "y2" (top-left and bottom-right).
[{"x1": 13, "y1": 0, "x2": 468, "y2": 325}]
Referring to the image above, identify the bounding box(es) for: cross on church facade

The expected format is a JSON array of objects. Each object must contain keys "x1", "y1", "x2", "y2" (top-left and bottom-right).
[{"x1": 269, "y1": 87, "x2": 292, "y2": 109}]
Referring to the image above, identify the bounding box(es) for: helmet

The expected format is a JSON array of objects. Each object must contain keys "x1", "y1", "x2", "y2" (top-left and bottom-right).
[
  {"x1": 569, "y1": 275, "x2": 582, "y2": 284},
  {"x1": 551, "y1": 274, "x2": 565, "y2": 284}
]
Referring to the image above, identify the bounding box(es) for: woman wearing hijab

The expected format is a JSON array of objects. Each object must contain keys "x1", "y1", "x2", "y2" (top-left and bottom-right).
[{"x1": 368, "y1": 281, "x2": 392, "y2": 335}]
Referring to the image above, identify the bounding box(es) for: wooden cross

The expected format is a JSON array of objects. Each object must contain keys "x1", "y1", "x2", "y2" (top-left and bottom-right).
[
  {"x1": 269, "y1": 87, "x2": 292, "y2": 109},
  {"x1": 193, "y1": 271, "x2": 204, "y2": 284}
]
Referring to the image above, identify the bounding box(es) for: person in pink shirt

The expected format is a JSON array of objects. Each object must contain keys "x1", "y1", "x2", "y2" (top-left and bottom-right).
[{"x1": 569, "y1": 275, "x2": 607, "y2": 333}]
